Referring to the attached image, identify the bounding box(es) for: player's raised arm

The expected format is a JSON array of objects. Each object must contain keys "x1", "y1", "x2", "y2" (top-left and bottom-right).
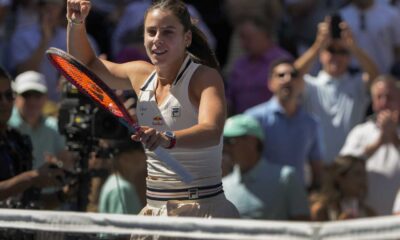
[{"x1": 66, "y1": 0, "x2": 153, "y2": 91}]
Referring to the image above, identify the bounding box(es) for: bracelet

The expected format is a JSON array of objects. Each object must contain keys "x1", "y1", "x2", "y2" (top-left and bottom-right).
[
  {"x1": 163, "y1": 131, "x2": 176, "y2": 149},
  {"x1": 67, "y1": 16, "x2": 84, "y2": 25}
]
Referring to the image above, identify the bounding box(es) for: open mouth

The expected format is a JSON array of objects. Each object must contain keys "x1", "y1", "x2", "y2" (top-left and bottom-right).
[{"x1": 152, "y1": 49, "x2": 167, "y2": 56}]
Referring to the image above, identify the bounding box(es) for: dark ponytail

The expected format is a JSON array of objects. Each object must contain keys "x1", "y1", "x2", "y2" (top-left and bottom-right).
[
  {"x1": 188, "y1": 24, "x2": 219, "y2": 70},
  {"x1": 146, "y1": 0, "x2": 220, "y2": 69}
]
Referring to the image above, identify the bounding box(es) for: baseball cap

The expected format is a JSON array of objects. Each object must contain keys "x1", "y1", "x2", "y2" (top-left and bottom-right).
[
  {"x1": 13, "y1": 71, "x2": 48, "y2": 94},
  {"x1": 223, "y1": 114, "x2": 264, "y2": 141}
]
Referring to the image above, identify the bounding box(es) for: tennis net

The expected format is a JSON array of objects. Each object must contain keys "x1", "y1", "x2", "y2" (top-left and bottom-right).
[{"x1": 0, "y1": 209, "x2": 399, "y2": 240}]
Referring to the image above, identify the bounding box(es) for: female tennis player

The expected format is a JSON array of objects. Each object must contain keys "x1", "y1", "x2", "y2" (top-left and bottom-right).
[{"x1": 66, "y1": 0, "x2": 239, "y2": 218}]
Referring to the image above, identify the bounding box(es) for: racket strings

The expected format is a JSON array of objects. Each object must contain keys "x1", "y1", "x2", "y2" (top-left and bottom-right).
[{"x1": 53, "y1": 55, "x2": 125, "y2": 118}]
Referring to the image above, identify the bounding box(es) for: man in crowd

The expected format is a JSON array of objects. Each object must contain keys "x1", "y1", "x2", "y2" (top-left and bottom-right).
[
  {"x1": 245, "y1": 59, "x2": 324, "y2": 189},
  {"x1": 340, "y1": 75, "x2": 400, "y2": 215},
  {"x1": 8, "y1": 70, "x2": 73, "y2": 170},
  {"x1": 0, "y1": 66, "x2": 64, "y2": 205},
  {"x1": 295, "y1": 17, "x2": 378, "y2": 164},
  {"x1": 222, "y1": 114, "x2": 310, "y2": 220}
]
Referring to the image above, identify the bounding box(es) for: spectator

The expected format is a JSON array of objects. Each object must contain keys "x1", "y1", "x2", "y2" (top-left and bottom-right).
[
  {"x1": 340, "y1": 75, "x2": 400, "y2": 215},
  {"x1": 222, "y1": 114, "x2": 310, "y2": 220},
  {"x1": 310, "y1": 155, "x2": 375, "y2": 221},
  {"x1": 223, "y1": 0, "x2": 284, "y2": 73},
  {"x1": 282, "y1": 0, "x2": 348, "y2": 56},
  {"x1": 295, "y1": 17, "x2": 379, "y2": 164},
  {"x1": 225, "y1": 16, "x2": 293, "y2": 115},
  {"x1": 9, "y1": 0, "x2": 98, "y2": 102},
  {"x1": 245, "y1": 59, "x2": 324, "y2": 189},
  {"x1": 13, "y1": 0, "x2": 40, "y2": 30},
  {"x1": 340, "y1": 0, "x2": 400, "y2": 74},
  {"x1": 0, "y1": 66, "x2": 64, "y2": 205},
  {"x1": 8, "y1": 70, "x2": 73, "y2": 170},
  {"x1": 99, "y1": 139, "x2": 147, "y2": 215}
]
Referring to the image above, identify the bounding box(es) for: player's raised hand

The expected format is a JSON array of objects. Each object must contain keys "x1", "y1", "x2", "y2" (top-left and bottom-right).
[{"x1": 66, "y1": 0, "x2": 91, "y2": 23}]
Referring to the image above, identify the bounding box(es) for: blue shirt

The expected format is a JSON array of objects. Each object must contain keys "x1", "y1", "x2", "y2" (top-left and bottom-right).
[
  {"x1": 245, "y1": 97, "x2": 324, "y2": 183},
  {"x1": 8, "y1": 107, "x2": 65, "y2": 169},
  {"x1": 223, "y1": 160, "x2": 310, "y2": 220}
]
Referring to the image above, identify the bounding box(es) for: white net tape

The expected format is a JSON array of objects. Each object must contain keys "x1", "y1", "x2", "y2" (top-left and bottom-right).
[{"x1": 0, "y1": 209, "x2": 400, "y2": 240}]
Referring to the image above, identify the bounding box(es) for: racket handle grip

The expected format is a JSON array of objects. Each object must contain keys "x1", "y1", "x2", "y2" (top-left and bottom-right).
[{"x1": 153, "y1": 147, "x2": 194, "y2": 183}]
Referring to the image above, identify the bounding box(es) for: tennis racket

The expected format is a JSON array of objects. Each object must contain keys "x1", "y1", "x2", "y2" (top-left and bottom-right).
[{"x1": 46, "y1": 47, "x2": 193, "y2": 183}]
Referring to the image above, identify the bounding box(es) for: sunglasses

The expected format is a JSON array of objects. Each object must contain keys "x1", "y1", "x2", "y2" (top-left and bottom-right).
[
  {"x1": 326, "y1": 47, "x2": 349, "y2": 55},
  {"x1": 0, "y1": 89, "x2": 14, "y2": 102},
  {"x1": 273, "y1": 69, "x2": 299, "y2": 79}
]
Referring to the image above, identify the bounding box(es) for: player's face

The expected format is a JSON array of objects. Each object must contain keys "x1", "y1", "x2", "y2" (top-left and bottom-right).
[
  {"x1": 0, "y1": 78, "x2": 14, "y2": 129},
  {"x1": 144, "y1": 9, "x2": 191, "y2": 67}
]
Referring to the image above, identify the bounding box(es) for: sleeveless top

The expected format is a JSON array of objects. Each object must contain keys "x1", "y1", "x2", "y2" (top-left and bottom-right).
[{"x1": 136, "y1": 55, "x2": 223, "y2": 188}]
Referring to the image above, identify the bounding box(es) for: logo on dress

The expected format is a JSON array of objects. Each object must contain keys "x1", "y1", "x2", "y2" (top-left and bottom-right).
[
  {"x1": 171, "y1": 106, "x2": 181, "y2": 118},
  {"x1": 152, "y1": 115, "x2": 164, "y2": 126},
  {"x1": 139, "y1": 106, "x2": 147, "y2": 116}
]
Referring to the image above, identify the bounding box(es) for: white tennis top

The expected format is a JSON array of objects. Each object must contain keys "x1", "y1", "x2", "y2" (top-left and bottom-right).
[{"x1": 136, "y1": 55, "x2": 223, "y2": 188}]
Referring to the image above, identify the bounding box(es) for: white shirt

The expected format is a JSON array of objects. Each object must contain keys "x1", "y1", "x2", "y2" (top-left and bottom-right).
[
  {"x1": 304, "y1": 70, "x2": 369, "y2": 163},
  {"x1": 340, "y1": 120, "x2": 400, "y2": 215}
]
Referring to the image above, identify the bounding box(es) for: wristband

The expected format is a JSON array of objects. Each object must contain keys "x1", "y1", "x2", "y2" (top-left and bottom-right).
[
  {"x1": 66, "y1": 16, "x2": 84, "y2": 25},
  {"x1": 163, "y1": 131, "x2": 176, "y2": 149}
]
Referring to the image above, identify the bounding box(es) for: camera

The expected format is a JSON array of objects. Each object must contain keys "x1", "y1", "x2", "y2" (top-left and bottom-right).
[
  {"x1": 330, "y1": 13, "x2": 342, "y2": 39},
  {"x1": 57, "y1": 82, "x2": 133, "y2": 210},
  {"x1": 58, "y1": 82, "x2": 130, "y2": 149}
]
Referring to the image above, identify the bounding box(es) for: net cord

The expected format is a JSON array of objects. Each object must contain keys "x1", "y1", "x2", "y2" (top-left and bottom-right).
[{"x1": 1, "y1": 209, "x2": 400, "y2": 239}]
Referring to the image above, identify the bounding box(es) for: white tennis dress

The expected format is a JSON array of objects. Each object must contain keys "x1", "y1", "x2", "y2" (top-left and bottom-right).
[{"x1": 135, "y1": 55, "x2": 238, "y2": 218}]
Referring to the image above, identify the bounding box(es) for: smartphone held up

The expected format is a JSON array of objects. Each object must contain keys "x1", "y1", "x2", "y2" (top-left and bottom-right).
[{"x1": 330, "y1": 13, "x2": 342, "y2": 39}]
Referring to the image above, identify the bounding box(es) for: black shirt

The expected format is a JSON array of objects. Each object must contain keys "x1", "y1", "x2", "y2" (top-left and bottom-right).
[{"x1": 0, "y1": 127, "x2": 33, "y2": 181}]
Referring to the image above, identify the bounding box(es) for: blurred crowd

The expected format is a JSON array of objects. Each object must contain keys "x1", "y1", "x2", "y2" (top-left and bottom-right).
[{"x1": 1, "y1": 0, "x2": 400, "y2": 224}]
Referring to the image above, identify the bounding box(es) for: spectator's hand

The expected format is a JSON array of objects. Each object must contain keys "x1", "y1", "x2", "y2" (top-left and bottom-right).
[
  {"x1": 44, "y1": 152, "x2": 76, "y2": 173},
  {"x1": 377, "y1": 109, "x2": 399, "y2": 143},
  {"x1": 131, "y1": 126, "x2": 169, "y2": 151},
  {"x1": 32, "y1": 163, "x2": 65, "y2": 188},
  {"x1": 315, "y1": 19, "x2": 331, "y2": 50},
  {"x1": 67, "y1": 0, "x2": 91, "y2": 23},
  {"x1": 341, "y1": 22, "x2": 357, "y2": 51},
  {"x1": 338, "y1": 211, "x2": 357, "y2": 220}
]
